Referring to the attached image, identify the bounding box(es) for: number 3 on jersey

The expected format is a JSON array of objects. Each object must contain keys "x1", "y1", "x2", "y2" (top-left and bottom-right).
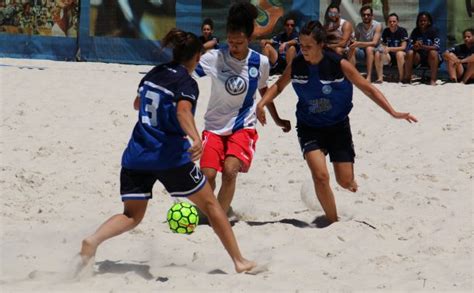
[{"x1": 141, "y1": 90, "x2": 161, "y2": 127}]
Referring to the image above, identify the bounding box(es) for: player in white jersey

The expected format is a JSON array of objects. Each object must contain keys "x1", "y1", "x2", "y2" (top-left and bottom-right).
[{"x1": 194, "y1": 2, "x2": 290, "y2": 215}]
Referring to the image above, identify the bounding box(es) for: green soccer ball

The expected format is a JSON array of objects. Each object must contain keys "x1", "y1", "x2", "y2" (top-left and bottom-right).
[{"x1": 167, "y1": 202, "x2": 199, "y2": 234}]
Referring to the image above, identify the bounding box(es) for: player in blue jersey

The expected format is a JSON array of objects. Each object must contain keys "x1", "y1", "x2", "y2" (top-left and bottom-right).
[
  {"x1": 78, "y1": 29, "x2": 256, "y2": 274},
  {"x1": 256, "y1": 21, "x2": 417, "y2": 224},
  {"x1": 194, "y1": 2, "x2": 290, "y2": 216}
]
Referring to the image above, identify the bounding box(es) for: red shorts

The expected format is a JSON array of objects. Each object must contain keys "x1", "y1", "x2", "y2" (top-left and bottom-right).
[{"x1": 200, "y1": 129, "x2": 258, "y2": 173}]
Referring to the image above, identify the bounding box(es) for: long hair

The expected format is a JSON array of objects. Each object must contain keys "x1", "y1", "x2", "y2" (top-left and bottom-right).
[{"x1": 161, "y1": 28, "x2": 203, "y2": 63}]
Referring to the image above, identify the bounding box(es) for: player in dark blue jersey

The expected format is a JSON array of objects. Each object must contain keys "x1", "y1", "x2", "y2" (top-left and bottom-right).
[
  {"x1": 256, "y1": 21, "x2": 417, "y2": 224},
  {"x1": 78, "y1": 29, "x2": 256, "y2": 274},
  {"x1": 443, "y1": 28, "x2": 474, "y2": 83}
]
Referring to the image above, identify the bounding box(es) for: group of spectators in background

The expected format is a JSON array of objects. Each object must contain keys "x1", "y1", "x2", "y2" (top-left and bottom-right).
[{"x1": 199, "y1": 4, "x2": 473, "y2": 86}]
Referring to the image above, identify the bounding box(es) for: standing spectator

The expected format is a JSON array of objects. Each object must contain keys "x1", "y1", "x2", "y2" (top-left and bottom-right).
[
  {"x1": 260, "y1": 15, "x2": 299, "y2": 75},
  {"x1": 403, "y1": 12, "x2": 442, "y2": 85},
  {"x1": 323, "y1": 3, "x2": 354, "y2": 58},
  {"x1": 199, "y1": 18, "x2": 219, "y2": 52},
  {"x1": 443, "y1": 28, "x2": 474, "y2": 83},
  {"x1": 376, "y1": 13, "x2": 408, "y2": 83},
  {"x1": 349, "y1": 5, "x2": 383, "y2": 83}
]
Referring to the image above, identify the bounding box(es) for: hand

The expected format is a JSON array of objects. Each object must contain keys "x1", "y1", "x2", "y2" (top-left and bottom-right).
[
  {"x1": 383, "y1": 46, "x2": 389, "y2": 54},
  {"x1": 279, "y1": 43, "x2": 286, "y2": 54},
  {"x1": 349, "y1": 41, "x2": 358, "y2": 49},
  {"x1": 276, "y1": 118, "x2": 291, "y2": 132},
  {"x1": 188, "y1": 139, "x2": 203, "y2": 161},
  {"x1": 256, "y1": 103, "x2": 267, "y2": 126},
  {"x1": 392, "y1": 112, "x2": 418, "y2": 123}
]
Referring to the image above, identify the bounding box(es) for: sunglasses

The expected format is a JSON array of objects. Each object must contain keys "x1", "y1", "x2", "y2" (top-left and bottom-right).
[
  {"x1": 362, "y1": 13, "x2": 372, "y2": 17},
  {"x1": 285, "y1": 23, "x2": 295, "y2": 27},
  {"x1": 328, "y1": 12, "x2": 339, "y2": 17}
]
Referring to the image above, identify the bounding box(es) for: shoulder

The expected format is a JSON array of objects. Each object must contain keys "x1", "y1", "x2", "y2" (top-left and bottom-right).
[
  {"x1": 291, "y1": 54, "x2": 307, "y2": 72},
  {"x1": 323, "y1": 50, "x2": 343, "y2": 64}
]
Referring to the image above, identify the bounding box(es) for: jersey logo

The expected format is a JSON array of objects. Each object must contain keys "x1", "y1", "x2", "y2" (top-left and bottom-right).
[
  {"x1": 189, "y1": 165, "x2": 203, "y2": 183},
  {"x1": 225, "y1": 75, "x2": 247, "y2": 96},
  {"x1": 322, "y1": 85, "x2": 333, "y2": 95},
  {"x1": 249, "y1": 67, "x2": 258, "y2": 78}
]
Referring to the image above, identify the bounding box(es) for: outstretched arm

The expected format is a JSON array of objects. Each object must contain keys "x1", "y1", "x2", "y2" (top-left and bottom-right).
[
  {"x1": 176, "y1": 100, "x2": 202, "y2": 161},
  {"x1": 256, "y1": 65, "x2": 293, "y2": 126},
  {"x1": 259, "y1": 87, "x2": 291, "y2": 132},
  {"x1": 340, "y1": 59, "x2": 418, "y2": 123}
]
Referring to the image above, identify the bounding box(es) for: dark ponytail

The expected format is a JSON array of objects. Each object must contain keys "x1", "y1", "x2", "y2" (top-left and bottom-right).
[
  {"x1": 226, "y1": 2, "x2": 258, "y2": 38},
  {"x1": 300, "y1": 20, "x2": 327, "y2": 44},
  {"x1": 161, "y1": 28, "x2": 203, "y2": 63}
]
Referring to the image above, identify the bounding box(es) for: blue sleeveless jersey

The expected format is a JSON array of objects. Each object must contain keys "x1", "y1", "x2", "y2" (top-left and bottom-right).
[
  {"x1": 121, "y1": 62, "x2": 199, "y2": 170},
  {"x1": 291, "y1": 50, "x2": 353, "y2": 127}
]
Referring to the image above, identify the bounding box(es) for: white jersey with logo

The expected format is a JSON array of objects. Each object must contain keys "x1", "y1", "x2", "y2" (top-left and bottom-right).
[{"x1": 194, "y1": 48, "x2": 269, "y2": 135}]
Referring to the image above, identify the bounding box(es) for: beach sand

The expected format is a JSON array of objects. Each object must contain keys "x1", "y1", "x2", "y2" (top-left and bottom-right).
[{"x1": 0, "y1": 58, "x2": 472, "y2": 292}]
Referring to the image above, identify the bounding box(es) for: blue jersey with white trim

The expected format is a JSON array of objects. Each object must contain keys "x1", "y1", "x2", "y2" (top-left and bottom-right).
[
  {"x1": 291, "y1": 51, "x2": 353, "y2": 127},
  {"x1": 122, "y1": 62, "x2": 199, "y2": 170},
  {"x1": 194, "y1": 48, "x2": 269, "y2": 135}
]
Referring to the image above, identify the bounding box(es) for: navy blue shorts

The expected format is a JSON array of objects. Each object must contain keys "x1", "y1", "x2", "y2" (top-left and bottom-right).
[
  {"x1": 297, "y1": 117, "x2": 355, "y2": 163},
  {"x1": 120, "y1": 162, "x2": 206, "y2": 201}
]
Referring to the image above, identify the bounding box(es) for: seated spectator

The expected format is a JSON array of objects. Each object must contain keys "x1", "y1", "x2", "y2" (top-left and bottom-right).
[
  {"x1": 403, "y1": 12, "x2": 442, "y2": 85},
  {"x1": 323, "y1": 3, "x2": 354, "y2": 58},
  {"x1": 260, "y1": 16, "x2": 299, "y2": 75},
  {"x1": 199, "y1": 18, "x2": 219, "y2": 52},
  {"x1": 349, "y1": 5, "x2": 383, "y2": 83},
  {"x1": 376, "y1": 13, "x2": 408, "y2": 83},
  {"x1": 443, "y1": 28, "x2": 474, "y2": 83}
]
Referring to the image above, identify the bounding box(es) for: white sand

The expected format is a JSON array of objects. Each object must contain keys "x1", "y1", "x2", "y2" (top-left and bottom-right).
[{"x1": 0, "y1": 58, "x2": 472, "y2": 292}]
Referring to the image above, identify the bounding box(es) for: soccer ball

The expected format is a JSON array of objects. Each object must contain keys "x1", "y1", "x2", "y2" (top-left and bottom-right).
[{"x1": 167, "y1": 202, "x2": 199, "y2": 234}]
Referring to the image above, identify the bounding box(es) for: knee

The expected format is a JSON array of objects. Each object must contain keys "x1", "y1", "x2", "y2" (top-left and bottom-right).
[
  {"x1": 336, "y1": 176, "x2": 353, "y2": 189},
  {"x1": 312, "y1": 171, "x2": 330, "y2": 186},
  {"x1": 124, "y1": 210, "x2": 145, "y2": 226},
  {"x1": 221, "y1": 164, "x2": 239, "y2": 183},
  {"x1": 396, "y1": 51, "x2": 405, "y2": 60},
  {"x1": 366, "y1": 47, "x2": 374, "y2": 54}
]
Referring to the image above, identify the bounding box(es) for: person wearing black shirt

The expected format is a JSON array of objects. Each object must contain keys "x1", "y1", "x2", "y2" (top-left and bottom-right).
[
  {"x1": 403, "y1": 12, "x2": 441, "y2": 85},
  {"x1": 443, "y1": 28, "x2": 474, "y2": 83},
  {"x1": 199, "y1": 18, "x2": 219, "y2": 52},
  {"x1": 377, "y1": 13, "x2": 408, "y2": 82}
]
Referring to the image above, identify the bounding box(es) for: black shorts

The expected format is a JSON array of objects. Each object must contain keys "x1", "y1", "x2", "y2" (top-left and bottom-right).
[
  {"x1": 120, "y1": 162, "x2": 206, "y2": 201},
  {"x1": 296, "y1": 117, "x2": 355, "y2": 163},
  {"x1": 416, "y1": 50, "x2": 442, "y2": 67},
  {"x1": 270, "y1": 56, "x2": 287, "y2": 76}
]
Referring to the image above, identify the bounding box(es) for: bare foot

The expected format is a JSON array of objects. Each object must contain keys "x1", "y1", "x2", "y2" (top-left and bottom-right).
[
  {"x1": 347, "y1": 180, "x2": 358, "y2": 192},
  {"x1": 430, "y1": 80, "x2": 437, "y2": 86},
  {"x1": 80, "y1": 237, "x2": 98, "y2": 261},
  {"x1": 234, "y1": 258, "x2": 257, "y2": 273}
]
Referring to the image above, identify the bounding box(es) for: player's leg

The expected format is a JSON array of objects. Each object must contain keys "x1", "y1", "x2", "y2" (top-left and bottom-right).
[
  {"x1": 217, "y1": 129, "x2": 258, "y2": 214},
  {"x1": 80, "y1": 168, "x2": 153, "y2": 262},
  {"x1": 188, "y1": 182, "x2": 256, "y2": 273},
  {"x1": 285, "y1": 45, "x2": 297, "y2": 67},
  {"x1": 200, "y1": 130, "x2": 225, "y2": 191},
  {"x1": 80, "y1": 200, "x2": 148, "y2": 261},
  {"x1": 333, "y1": 163, "x2": 357, "y2": 192},
  {"x1": 305, "y1": 150, "x2": 338, "y2": 223},
  {"x1": 217, "y1": 156, "x2": 241, "y2": 213}
]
